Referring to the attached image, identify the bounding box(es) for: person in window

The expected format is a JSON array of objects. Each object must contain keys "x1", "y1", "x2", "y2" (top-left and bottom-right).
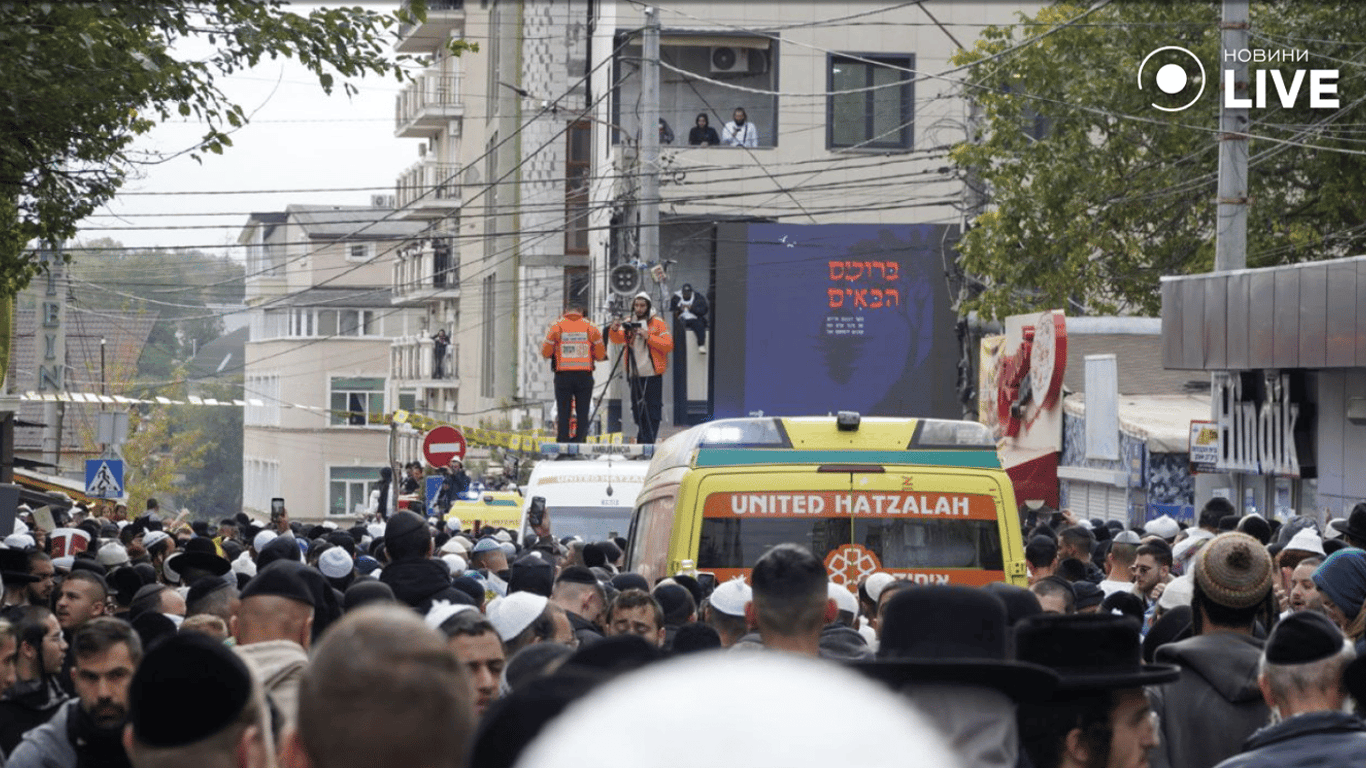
[
  {"x1": 432, "y1": 328, "x2": 450, "y2": 379},
  {"x1": 721, "y1": 107, "x2": 758, "y2": 148},
  {"x1": 688, "y1": 113, "x2": 719, "y2": 146},
  {"x1": 659, "y1": 118, "x2": 674, "y2": 145}
]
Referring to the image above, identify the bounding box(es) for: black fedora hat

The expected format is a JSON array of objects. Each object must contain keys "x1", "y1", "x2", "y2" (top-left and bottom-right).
[
  {"x1": 172, "y1": 538, "x2": 231, "y2": 577},
  {"x1": 0, "y1": 549, "x2": 39, "y2": 585},
  {"x1": 852, "y1": 585, "x2": 1058, "y2": 701},
  {"x1": 1015, "y1": 613, "x2": 1180, "y2": 691},
  {"x1": 1331, "y1": 503, "x2": 1366, "y2": 542}
]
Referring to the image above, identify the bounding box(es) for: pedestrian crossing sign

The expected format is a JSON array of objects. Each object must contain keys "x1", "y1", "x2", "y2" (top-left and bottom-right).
[{"x1": 85, "y1": 460, "x2": 125, "y2": 499}]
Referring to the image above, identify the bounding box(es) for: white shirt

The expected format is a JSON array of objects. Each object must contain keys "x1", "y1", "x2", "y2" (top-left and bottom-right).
[{"x1": 722, "y1": 120, "x2": 758, "y2": 148}]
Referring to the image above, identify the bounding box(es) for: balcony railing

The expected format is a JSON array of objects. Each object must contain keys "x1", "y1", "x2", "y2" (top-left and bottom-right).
[
  {"x1": 392, "y1": 335, "x2": 458, "y2": 384},
  {"x1": 396, "y1": 72, "x2": 463, "y2": 137},
  {"x1": 393, "y1": 237, "x2": 460, "y2": 304},
  {"x1": 395, "y1": 160, "x2": 461, "y2": 217}
]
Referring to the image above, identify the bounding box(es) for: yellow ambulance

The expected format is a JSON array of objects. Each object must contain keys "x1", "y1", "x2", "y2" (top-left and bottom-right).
[
  {"x1": 624, "y1": 413, "x2": 1026, "y2": 590},
  {"x1": 445, "y1": 491, "x2": 524, "y2": 533}
]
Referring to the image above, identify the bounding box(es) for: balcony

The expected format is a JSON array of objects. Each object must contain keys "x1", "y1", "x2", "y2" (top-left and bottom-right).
[
  {"x1": 393, "y1": 237, "x2": 460, "y2": 306},
  {"x1": 396, "y1": 71, "x2": 463, "y2": 138},
  {"x1": 395, "y1": 160, "x2": 461, "y2": 219},
  {"x1": 392, "y1": 335, "x2": 459, "y2": 390},
  {"x1": 396, "y1": 0, "x2": 465, "y2": 54}
]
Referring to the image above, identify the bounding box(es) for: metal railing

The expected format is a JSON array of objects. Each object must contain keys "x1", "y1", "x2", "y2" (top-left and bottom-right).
[
  {"x1": 395, "y1": 160, "x2": 461, "y2": 211},
  {"x1": 396, "y1": 72, "x2": 462, "y2": 126},
  {"x1": 393, "y1": 238, "x2": 460, "y2": 298}
]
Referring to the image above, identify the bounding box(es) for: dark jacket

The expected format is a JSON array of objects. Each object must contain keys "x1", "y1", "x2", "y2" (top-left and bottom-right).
[
  {"x1": 1213, "y1": 711, "x2": 1366, "y2": 768},
  {"x1": 380, "y1": 558, "x2": 474, "y2": 615},
  {"x1": 1148, "y1": 632, "x2": 1269, "y2": 768},
  {"x1": 688, "y1": 125, "x2": 720, "y2": 146},
  {"x1": 818, "y1": 622, "x2": 873, "y2": 661},
  {"x1": 0, "y1": 677, "x2": 68, "y2": 756},
  {"x1": 566, "y1": 610, "x2": 604, "y2": 648}
]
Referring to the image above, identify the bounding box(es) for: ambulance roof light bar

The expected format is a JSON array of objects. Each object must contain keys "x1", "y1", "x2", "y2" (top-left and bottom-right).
[
  {"x1": 835, "y1": 411, "x2": 861, "y2": 431},
  {"x1": 539, "y1": 442, "x2": 655, "y2": 458}
]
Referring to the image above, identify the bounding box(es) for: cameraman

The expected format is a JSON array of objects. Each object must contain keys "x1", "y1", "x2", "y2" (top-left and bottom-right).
[
  {"x1": 542, "y1": 300, "x2": 607, "y2": 442},
  {"x1": 608, "y1": 292, "x2": 674, "y2": 444}
]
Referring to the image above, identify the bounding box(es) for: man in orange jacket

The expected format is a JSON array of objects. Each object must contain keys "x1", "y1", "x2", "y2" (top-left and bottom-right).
[
  {"x1": 608, "y1": 292, "x2": 673, "y2": 443},
  {"x1": 542, "y1": 300, "x2": 607, "y2": 442}
]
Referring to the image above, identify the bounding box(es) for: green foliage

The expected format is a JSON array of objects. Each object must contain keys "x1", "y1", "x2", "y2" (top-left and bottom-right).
[
  {"x1": 0, "y1": 1, "x2": 474, "y2": 296},
  {"x1": 952, "y1": 1, "x2": 1366, "y2": 318}
]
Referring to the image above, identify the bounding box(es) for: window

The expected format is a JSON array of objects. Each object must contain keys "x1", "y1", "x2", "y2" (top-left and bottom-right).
[
  {"x1": 566, "y1": 121, "x2": 591, "y2": 254},
  {"x1": 827, "y1": 54, "x2": 913, "y2": 150},
  {"x1": 329, "y1": 466, "x2": 383, "y2": 517},
  {"x1": 564, "y1": 266, "x2": 590, "y2": 313},
  {"x1": 244, "y1": 457, "x2": 279, "y2": 513},
  {"x1": 347, "y1": 243, "x2": 373, "y2": 262},
  {"x1": 279, "y1": 309, "x2": 380, "y2": 338},
  {"x1": 245, "y1": 374, "x2": 281, "y2": 426},
  {"x1": 330, "y1": 377, "x2": 386, "y2": 426}
]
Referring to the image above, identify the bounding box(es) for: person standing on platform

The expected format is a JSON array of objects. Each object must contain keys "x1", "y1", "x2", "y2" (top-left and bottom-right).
[{"x1": 541, "y1": 300, "x2": 606, "y2": 443}]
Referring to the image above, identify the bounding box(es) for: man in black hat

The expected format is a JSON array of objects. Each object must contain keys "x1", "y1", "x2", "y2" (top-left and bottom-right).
[
  {"x1": 1214, "y1": 612, "x2": 1365, "y2": 768},
  {"x1": 284, "y1": 605, "x2": 475, "y2": 768},
  {"x1": 379, "y1": 511, "x2": 474, "y2": 614},
  {"x1": 1330, "y1": 501, "x2": 1366, "y2": 549},
  {"x1": 9, "y1": 617, "x2": 142, "y2": 768},
  {"x1": 233, "y1": 560, "x2": 314, "y2": 737},
  {"x1": 1015, "y1": 614, "x2": 1180, "y2": 768},
  {"x1": 124, "y1": 632, "x2": 270, "y2": 768},
  {"x1": 173, "y1": 538, "x2": 232, "y2": 585},
  {"x1": 549, "y1": 566, "x2": 606, "y2": 647},
  {"x1": 0, "y1": 549, "x2": 40, "y2": 618},
  {"x1": 857, "y1": 586, "x2": 1059, "y2": 768}
]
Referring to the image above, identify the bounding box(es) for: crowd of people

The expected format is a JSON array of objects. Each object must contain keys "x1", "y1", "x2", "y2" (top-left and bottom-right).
[{"x1": 0, "y1": 493, "x2": 1362, "y2": 768}]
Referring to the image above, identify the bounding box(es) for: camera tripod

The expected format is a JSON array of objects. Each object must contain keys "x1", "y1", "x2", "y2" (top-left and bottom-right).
[{"x1": 586, "y1": 323, "x2": 655, "y2": 443}]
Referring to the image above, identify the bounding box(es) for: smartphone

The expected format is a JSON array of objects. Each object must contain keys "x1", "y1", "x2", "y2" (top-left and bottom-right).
[
  {"x1": 271, "y1": 498, "x2": 285, "y2": 518},
  {"x1": 527, "y1": 496, "x2": 546, "y2": 529}
]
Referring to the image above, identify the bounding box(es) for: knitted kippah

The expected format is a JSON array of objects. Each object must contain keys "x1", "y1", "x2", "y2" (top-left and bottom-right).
[{"x1": 1193, "y1": 532, "x2": 1273, "y2": 609}]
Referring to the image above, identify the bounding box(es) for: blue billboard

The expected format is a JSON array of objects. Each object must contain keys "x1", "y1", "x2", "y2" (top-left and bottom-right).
[{"x1": 712, "y1": 223, "x2": 960, "y2": 419}]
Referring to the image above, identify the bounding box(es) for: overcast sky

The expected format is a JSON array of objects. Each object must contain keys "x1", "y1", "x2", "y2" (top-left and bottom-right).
[{"x1": 75, "y1": 3, "x2": 417, "y2": 258}]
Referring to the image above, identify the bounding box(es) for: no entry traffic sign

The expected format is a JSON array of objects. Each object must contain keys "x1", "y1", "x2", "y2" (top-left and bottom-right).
[{"x1": 423, "y1": 425, "x2": 466, "y2": 466}]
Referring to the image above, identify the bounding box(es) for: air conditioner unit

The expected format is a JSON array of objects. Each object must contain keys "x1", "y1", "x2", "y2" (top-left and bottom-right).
[
  {"x1": 710, "y1": 46, "x2": 749, "y2": 74},
  {"x1": 371, "y1": 194, "x2": 396, "y2": 208}
]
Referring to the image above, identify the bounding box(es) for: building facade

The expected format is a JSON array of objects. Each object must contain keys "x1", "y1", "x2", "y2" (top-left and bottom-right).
[
  {"x1": 389, "y1": 2, "x2": 1043, "y2": 451},
  {"x1": 240, "y1": 204, "x2": 423, "y2": 523},
  {"x1": 391, "y1": 0, "x2": 593, "y2": 467}
]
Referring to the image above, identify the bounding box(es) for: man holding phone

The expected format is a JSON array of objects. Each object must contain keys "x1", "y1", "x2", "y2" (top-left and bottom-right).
[{"x1": 270, "y1": 499, "x2": 289, "y2": 534}]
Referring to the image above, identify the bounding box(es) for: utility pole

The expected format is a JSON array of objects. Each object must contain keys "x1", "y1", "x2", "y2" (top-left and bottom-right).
[
  {"x1": 617, "y1": 6, "x2": 661, "y2": 443},
  {"x1": 1215, "y1": 0, "x2": 1248, "y2": 271},
  {"x1": 640, "y1": 7, "x2": 660, "y2": 272},
  {"x1": 1203, "y1": 0, "x2": 1250, "y2": 513}
]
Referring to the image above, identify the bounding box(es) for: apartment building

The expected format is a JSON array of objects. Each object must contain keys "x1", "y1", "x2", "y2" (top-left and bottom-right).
[
  {"x1": 391, "y1": 2, "x2": 1041, "y2": 446},
  {"x1": 391, "y1": 0, "x2": 592, "y2": 462},
  {"x1": 240, "y1": 203, "x2": 423, "y2": 523}
]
